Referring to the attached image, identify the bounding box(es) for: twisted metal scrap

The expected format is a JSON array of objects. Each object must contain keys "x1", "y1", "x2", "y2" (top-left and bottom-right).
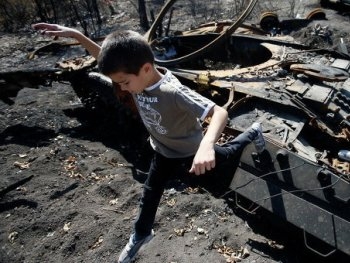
[{"x1": 146, "y1": 0, "x2": 259, "y2": 67}]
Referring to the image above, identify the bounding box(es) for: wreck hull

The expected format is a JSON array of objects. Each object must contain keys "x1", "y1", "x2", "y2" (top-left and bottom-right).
[
  {"x1": 232, "y1": 139, "x2": 350, "y2": 257},
  {"x1": 156, "y1": 32, "x2": 350, "y2": 257}
]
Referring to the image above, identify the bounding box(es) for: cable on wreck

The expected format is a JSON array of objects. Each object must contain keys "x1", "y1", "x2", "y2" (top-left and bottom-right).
[
  {"x1": 251, "y1": 173, "x2": 345, "y2": 205},
  {"x1": 146, "y1": 0, "x2": 259, "y2": 67},
  {"x1": 220, "y1": 161, "x2": 345, "y2": 204}
]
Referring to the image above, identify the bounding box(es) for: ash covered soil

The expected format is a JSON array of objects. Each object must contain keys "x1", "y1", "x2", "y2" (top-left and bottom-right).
[{"x1": 1, "y1": 1, "x2": 350, "y2": 263}]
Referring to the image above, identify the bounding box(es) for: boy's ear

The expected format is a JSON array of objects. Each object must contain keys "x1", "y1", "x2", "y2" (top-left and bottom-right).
[{"x1": 142, "y1": 62, "x2": 152, "y2": 74}]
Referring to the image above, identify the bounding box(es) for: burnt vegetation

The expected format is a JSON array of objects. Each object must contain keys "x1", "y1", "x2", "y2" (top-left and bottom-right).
[
  {"x1": 0, "y1": 0, "x2": 307, "y2": 34},
  {"x1": 0, "y1": 0, "x2": 143, "y2": 34},
  {"x1": 0, "y1": 0, "x2": 196, "y2": 34}
]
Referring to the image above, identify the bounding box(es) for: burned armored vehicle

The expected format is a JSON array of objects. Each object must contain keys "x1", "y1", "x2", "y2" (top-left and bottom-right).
[
  {"x1": 144, "y1": 0, "x2": 350, "y2": 258},
  {"x1": 1, "y1": 0, "x2": 349, "y2": 259}
]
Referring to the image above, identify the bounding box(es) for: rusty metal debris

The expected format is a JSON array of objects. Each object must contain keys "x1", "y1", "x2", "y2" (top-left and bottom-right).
[
  {"x1": 146, "y1": 0, "x2": 259, "y2": 67},
  {"x1": 146, "y1": 1, "x2": 350, "y2": 259},
  {"x1": 57, "y1": 56, "x2": 96, "y2": 71},
  {"x1": 290, "y1": 63, "x2": 349, "y2": 81}
]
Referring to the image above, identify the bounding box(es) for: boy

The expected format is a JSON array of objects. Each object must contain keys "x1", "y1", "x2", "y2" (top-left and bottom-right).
[{"x1": 32, "y1": 23, "x2": 265, "y2": 263}]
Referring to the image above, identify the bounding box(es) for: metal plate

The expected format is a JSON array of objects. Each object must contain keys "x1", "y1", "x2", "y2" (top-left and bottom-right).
[
  {"x1": 290, "y1": 63, "x2": 349, "y2": 81},
  {"x1": 303, "y1": 85, "x2": 333, "y2": 103},
  {"x1": 331, "y1": 59, "x2": 350, "y2": 71}
]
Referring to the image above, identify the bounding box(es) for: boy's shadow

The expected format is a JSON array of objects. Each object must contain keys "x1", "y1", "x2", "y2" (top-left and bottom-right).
[{"x1": 167, "y1": 153, "x2": 243, "y2": 198}]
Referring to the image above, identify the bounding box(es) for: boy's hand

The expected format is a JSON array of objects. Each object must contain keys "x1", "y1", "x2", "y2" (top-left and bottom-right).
[
  {"x1": 189, "y1": 105, "x2": 227, "y2": 176},
  {"x1": 189, "y1": 142, "x2": 216, "y2": 175},
  {"x1": 32, "y1": 23, "x2": 101, "y2": 59},
  {"x1": 32, "y1": 23, "x2": 79, "y2": 38}
]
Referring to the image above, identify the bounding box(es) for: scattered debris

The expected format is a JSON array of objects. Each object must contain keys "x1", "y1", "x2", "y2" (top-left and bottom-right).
[
  {"x1": 90, "y1": 236, "x2": 104, "y2": 250},
  {"x1": 8, "y1": 232, "x2": 18, "y2": 243},
  {"x1": 215, "y1": 243, "x2": 250, "y2": 263},
  {"x1": 63, "y1": 222, "x2": 71, "y2": 233},
  {"x1": 13, "y1": 161, "x2": 30, "y2": 169},
  {"x1": 109, "y1": 198, "x2": 119, "y2": 205},
  {"x1": 63, "y1": 156, "x2": 84, "y2": 179}
]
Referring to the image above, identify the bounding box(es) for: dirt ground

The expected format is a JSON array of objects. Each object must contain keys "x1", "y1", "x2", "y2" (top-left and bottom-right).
[{"x1": 1, "y1": 1, "x2": 350, "y2": 263}]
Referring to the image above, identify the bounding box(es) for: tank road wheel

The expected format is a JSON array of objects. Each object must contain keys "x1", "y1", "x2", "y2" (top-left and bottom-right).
[
  {"x1": 306, "y1": 8, "x2": 326, "y2": 20},
  {"x1": 259, "y1": 12, "x2": 280, "y2": 32}
]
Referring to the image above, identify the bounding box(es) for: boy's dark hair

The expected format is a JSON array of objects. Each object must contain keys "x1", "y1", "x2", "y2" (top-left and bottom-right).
[{"x1": 97, "y1": 30, "x2": 155, "y2": 75}]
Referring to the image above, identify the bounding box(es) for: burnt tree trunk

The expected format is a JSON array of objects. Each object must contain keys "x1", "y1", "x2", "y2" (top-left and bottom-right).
[
  {"x1": 0, "y1": 4, "x2": 10, "y2": 31},
  {"x1": 91, "y1": 0, "x2": 102, "y2": 25},
  {"x1": 49, "y1": 0, "x2": 58, "y2": 23},
  {"x1": 33, "y1": 0, "x2": 48, "y2": 22},
  {"x1": 69, "y1": 0, "x2": 89, "y2": 36},
  {"x1": 138, "y1": 0, "x2": 149, "y2": 31},
  {"x1": 83, "y1": 0, "x2": 96, "y2": 33}
]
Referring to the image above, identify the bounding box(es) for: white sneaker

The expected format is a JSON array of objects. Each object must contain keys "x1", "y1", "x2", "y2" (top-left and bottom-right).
[
  {"x1": 118, "y1": 230, "x2": 154, "y2": 263},
  {"x1": 338, "y1": 150, "x2": 350, "y2": 162},
  {"x1": 251, "y1": 122, "x2": 265, "y2": 153}
]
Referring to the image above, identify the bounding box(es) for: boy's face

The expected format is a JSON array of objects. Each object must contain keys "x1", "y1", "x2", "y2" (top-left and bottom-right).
[{"x1": 108, "y1": 66, "x2": 148, "y2": 94}]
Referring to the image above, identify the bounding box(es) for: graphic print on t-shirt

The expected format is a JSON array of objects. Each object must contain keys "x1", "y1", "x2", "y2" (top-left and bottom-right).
[{"x1": 136, "y1": 94, "x2": 167, "y2": 134}]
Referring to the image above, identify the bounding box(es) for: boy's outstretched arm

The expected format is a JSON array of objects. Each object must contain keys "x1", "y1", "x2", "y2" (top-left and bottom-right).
[
  {"x1": 189, "y1": 105, "x2": 228, "y2": 175},
  {"x1": 32, "y1": 23, "x2": 101, "y2": 59}
]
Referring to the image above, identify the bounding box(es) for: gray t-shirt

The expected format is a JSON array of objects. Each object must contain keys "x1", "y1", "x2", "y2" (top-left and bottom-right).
[{"x1": 132, "y1": 69, "x2": 215, "y2": 158}]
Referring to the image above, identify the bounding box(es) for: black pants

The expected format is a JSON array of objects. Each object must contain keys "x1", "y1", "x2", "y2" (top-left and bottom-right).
[{"x1": 133, "y1": 128, "x2": 257, "y2": 238}]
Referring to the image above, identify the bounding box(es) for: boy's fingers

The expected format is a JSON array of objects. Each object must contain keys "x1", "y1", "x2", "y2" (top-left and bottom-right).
[
  {"x1": 189, "y1": 165, "x2": 198, "y2": 174},
  {"x1": 190, "y1": 161, "x2": 214, "y2": 175},
  {"x1": 210, "y1": 160, "x2": 215, "y2": 169},
  {"x1": 40, "y1": 30, "x2": 60, "y2": 38},
  {"x1": 32, "y1": 23, "x2": 48, "y2": 30},
  {"x1": 206, "y1": 164, "x2": 211, "y2": 171},
  {"x1": 31, "y1": 23, "x2": 40, "y2": 29},
  {"x1": 32, "y1": 23, "x2": 58, "y2": 32},
  {"x1": 189, "y1": 164, "x2": 204, "y2": 175},
  {"x1": 206, "y1": 161, "x2": 214, "y2": 171}
]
